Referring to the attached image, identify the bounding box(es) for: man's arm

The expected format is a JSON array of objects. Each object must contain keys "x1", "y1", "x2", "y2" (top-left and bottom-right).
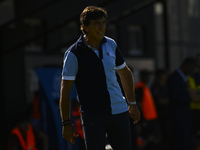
[
  {"x1": 117, "y1": 65, "x2": 140, "y2": 124},
  {"x1": 59, "y1": 79, "x2": 78, "y2": 144}
]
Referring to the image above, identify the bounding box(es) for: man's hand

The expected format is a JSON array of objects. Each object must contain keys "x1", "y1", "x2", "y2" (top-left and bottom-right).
[
  {"x1": 129, "y1": 104, "x2": 140, "y2": 124},
  {"x1": 62, "y1": 124, "x2": 79, "y2": 144}
]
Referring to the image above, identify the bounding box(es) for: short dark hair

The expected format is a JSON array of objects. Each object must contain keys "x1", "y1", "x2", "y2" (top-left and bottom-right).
[
  {"x1": 80, "y1": 6, "x2": 107, "y2": 34},
  {"x1": 181, "y1": 57, "x2": 197, "y2": 67}
]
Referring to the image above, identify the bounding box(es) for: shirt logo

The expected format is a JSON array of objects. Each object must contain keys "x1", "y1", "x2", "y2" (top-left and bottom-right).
[{"x1": 107, "y1": 52, "x2": 109, "y2": 56}]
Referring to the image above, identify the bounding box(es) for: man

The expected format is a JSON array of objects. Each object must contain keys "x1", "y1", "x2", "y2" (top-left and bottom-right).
[
  {"x1": 187, "y1": 53, "x2": 200, "y2": 149},
  {"x1": 167, "y1": 57, "x2": 197, "y2": 150},
  {"x1": 59, "y1": 6, "x2": 140, "y2": 150}
]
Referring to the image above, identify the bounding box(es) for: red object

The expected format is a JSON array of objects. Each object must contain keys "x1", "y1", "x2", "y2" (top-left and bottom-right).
[
  {"x1": 135, "y1": 81, "x2": 158, "y2": 121},
  {"x1": 137, "y1": 137, "x2": 143, "y2": 146},
  {"x1": 72, "y1": 107, "x2": 84, "y2": 139},
  {"x1": 8, "y1": 124, "x2": 37, "y2": 150},
  {"x1": 33, "y1": 96, "x2": 40, "y2": 119}
]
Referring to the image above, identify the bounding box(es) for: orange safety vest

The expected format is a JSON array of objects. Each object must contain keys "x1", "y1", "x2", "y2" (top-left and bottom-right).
[
  {"x1": 9, "y1": 124, "x2": 37, "y2": 150},
  {"x1": 135, "y1": 81, "x2": 158, "y2": 121}
]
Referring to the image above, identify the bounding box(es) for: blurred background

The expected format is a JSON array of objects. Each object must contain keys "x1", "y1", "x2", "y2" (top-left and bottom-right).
[{"x1": 1, "y1": 0, "x2": 200, "y2": 149}]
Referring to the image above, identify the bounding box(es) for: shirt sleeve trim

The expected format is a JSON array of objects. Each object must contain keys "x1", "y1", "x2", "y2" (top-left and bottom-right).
[
  {"x1": 62, "y1": 76, "x2": 76, "y2": 80},
  {"x1": 115, "y1": 62, "x2": 126, "y2": 70}
]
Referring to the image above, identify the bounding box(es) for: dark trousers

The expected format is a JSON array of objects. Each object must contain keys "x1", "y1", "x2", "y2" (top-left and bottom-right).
[
  {"x1": 170, "y1": 108, "x2": 192, "y2": 150},
  {"x1": 81, "y1": 111, "x2": 132, "y2": 150},
  {"x1": 171, "y1": 119, "x2": 192, "y2": 150}
]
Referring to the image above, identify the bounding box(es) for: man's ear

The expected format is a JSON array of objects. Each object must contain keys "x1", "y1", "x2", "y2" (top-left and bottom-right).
[{"x1": 82, "y1": 25, "x2": 88, "y2": 33}]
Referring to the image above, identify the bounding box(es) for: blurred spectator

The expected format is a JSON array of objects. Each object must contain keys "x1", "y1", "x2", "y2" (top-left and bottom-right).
[
  {"x1": 167, "y1": 57, "x2": 197, "y2": 150},
  {"x1": 135, "y1": 70, "x2": 162, "y2": 150},
  {"x1": 151, "y1": 69, "x2": 170, "y2": 150},
  {"x1": 9, "y1": 91, "x2": 48, "y2": 150},
  {"x1": 8, "y1": 106, "x2": 48, "y2": 150},
  {"x1": 8, "y1": 113, "x2": 38, "y2": 150},
  {"x1": 187, "y1": 53, "x2": 200, "y2": 150}
]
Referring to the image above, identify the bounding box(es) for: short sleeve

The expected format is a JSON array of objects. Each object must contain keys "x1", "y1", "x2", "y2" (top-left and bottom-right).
[
  {"x1": 115, "y1": 46, "x2": 126, "y2": 70},
  {"x1": 62, "y1": 50, "x2": 78, "y2": 80}
]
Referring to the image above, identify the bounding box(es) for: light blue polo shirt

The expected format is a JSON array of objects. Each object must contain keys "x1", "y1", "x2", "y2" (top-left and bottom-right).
[{"x1": 62, "y1": 35, "x2": 129, "y2": 115}]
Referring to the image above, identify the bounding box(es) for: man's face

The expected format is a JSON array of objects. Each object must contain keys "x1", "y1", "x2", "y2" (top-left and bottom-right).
[
  {"x1": 84, "y1": 17, "x2": 106, "y2": 41},
  {"x1": 186, "y1": 65, "x2": 197, "y2": 75}
]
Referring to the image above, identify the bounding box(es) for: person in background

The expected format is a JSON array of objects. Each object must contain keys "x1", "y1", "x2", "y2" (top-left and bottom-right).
[
  {"x1": 187, "y1": 53, "x2": 200, "y2": 150},
  {"x1": 135, "y1": 70, "x2": 163, "y2": 150},
  {"x1": 8, "y1": 108, "x2": 48, "y2": 150},
  {"x1": 8, "y1": 113, "x2": 37, "y2": 150},
  {"x1": 151, "y1": 69, "x2": 170, "y2": 150},
  {"x1": 167, "y1": 57, "x2": 197, "y2": 150}
]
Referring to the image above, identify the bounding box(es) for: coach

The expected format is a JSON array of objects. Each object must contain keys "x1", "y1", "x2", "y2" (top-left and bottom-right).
[{"x1": 59, "y1": 6, "x2": 140, "y2": 150}]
